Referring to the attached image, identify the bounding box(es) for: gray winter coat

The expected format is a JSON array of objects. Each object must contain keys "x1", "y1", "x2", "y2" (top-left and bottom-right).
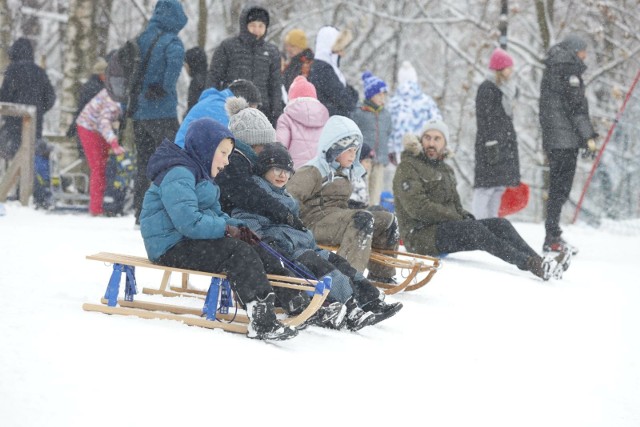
[{"x1": 351, "y1": 100, "x2": 392, "y2": 165}]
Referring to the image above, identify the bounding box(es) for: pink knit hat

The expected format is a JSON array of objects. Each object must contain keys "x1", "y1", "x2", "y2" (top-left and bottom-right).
[
  {"x1": 288, "y1": 76, "x2": 317, "y2": 101},
  {"x1": 489, "y1": 48, "x2": 514, "y2": 71}
]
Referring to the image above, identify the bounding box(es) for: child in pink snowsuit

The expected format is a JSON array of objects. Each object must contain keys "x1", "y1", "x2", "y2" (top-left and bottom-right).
[{"x1": 275, "y1": 76, "x2": 329, "y2": 169}]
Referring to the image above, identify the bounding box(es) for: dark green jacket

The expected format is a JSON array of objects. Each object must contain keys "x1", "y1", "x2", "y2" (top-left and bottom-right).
[{"x1": 392, "y1": 135, "x2": 471, "y2": 255}]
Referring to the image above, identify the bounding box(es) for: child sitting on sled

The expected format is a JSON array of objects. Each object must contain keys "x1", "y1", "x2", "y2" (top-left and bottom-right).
[
  {"x1": 232, "y1": 143, "x2": 403, "y2": 331},
  {"x1": 139, "y1": 117, "x2": 296, "y2": 341}
]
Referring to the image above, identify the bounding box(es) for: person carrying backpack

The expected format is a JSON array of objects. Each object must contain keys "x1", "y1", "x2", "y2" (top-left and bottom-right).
[{"x1": 131, "y1": 0, "x2": 187, "y2": 226}]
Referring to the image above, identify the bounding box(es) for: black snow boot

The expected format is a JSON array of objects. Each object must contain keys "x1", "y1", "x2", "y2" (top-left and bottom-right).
[
  {"x1": 344, "y1": 297, "x2": 377, "y2": 332},
  {"x1": 246, "y1": 293, "x2": 298, "y2": 341},
  {"x1": 305, "y1": 301, "x2": 347, "y2": 329},
  {"x1": 362, "y1": 297, "x2": 403, "y2": 324}
]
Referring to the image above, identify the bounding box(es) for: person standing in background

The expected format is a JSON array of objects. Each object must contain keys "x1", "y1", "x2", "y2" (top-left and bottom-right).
[
  {"x1": 388, "y1": 61, "x2": 442, "y2": 165},
  {"x1": 206, "y1": 5, "x2": 282, "y2": 126},
  {"x1": 0, "y1": 37, "x2": 55, "y2": 160},
  {"x1": 183, "y1": 46, "x2": 208, "y2": 115},
  {"x1": 131, "y1": 0, "x2": 187, "y2": 226},
  {"x1": 308, "y1": 26, "x2": 358, "y2": 117},
  {"x1": 539, "y1": 34, "x2": 598, "y2": 254},
  {"x1": 351, "y1": 71, "x2": 392, "y2": 206},
  {"x1": 473, "y1": 48, "x2": 520, "y2": 219},
  {"x1": 281, "y1": 28, "x2": 314, "y2": 92}
]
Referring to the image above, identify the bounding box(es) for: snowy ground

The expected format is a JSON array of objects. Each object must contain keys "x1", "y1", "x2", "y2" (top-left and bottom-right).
[{"x1": 0, "y1": 202, "x2": 639, "y2": 427}]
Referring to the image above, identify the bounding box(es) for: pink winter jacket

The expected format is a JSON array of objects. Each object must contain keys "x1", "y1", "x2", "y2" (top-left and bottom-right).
[{"x1": 276, "y1": 97, "x2": 329, "y2": 170}]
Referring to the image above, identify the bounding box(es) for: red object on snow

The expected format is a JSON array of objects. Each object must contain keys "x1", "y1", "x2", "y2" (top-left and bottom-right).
[{"x1": 499, "y1": 183, "x2": 530, "y2": 217}]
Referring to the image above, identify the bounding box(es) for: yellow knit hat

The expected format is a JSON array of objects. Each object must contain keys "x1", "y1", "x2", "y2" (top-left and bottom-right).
[{"x1": 284, "y1": 29, "x2": 308, "y2": 50}]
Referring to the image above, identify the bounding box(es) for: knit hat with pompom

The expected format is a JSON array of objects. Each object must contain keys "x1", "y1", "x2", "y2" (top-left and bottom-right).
[
  {"x1": 225, "y1": 97, "x2": 276, "y2": 146},
  {"x1": 362, "y1": 71, "x2": 388, "y2": 100}
]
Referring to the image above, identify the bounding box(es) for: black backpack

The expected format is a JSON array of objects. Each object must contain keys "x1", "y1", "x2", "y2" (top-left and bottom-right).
[{"x1": 104, "y1": 32, "x2": 164, "y2": 116}]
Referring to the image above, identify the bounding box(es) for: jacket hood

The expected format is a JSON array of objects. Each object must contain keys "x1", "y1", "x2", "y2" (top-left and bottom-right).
[
  {"x1": 197, "y1": 87, "x2": 233, "y2": 104},
  {"x1": 401, "y1": 132, "x2": 449, "y2": 164},
  {"x1": 148, "y1": 118, "x2": 233, "y2": 185},
  {"x1": 185, "y1": 46, "x2": 208, "y2": 75},
  {"x1": 313, "y1": 26, "x2": 348, "y2": 86},
  {"x1": 239, "y1": 5, "x2": 269, "y2": 42},
  {"x1": 544, "y1": 43, "x2": 587, "y2": 74},
  {"x1": 284, "y1": 98, "x2": 329, "y2": 128},
  {"x1": 304, "y1": 115, "x2": 366, "y2": 179},
  {"x1": 149, "y1": 0, "x2": 188, "y2": 34},
  {"x1": 9, "y1": 38, "x2": 34, "y2": 62}
]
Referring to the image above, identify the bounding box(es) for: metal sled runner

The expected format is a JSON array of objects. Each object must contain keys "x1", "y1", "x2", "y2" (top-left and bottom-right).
[
  {"x1": 318, "y1": 246, "x2": 441, "y2": 295},
  {"x1": 83, "y1": 252, "x2": 331, "y2": 335}
]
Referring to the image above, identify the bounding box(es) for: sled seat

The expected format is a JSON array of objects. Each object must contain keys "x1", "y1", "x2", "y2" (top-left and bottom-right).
[
  {"x1": 318, "y1": 246, "x2": 441, "y2": 295},
  {"x1": 83, "y1": 252, "x2": 331, "y2": 334}
]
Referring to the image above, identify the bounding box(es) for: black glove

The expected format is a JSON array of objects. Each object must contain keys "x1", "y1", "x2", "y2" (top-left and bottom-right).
[
  {"x1": 388, "y1": 152, "x2": 398, "y2": 166},
  {"x1": 239, "y1": 226, "x2": 261, "y2": 246},
  {"x1": 285, "y1": 211, "x2": 307, "y2": 231},
  {"x1": 224, "y1": 224, "x2": 242, "y2": 240},
  {"x1": 462, "y1": 212, "x2": 476, "y2": 220},
  {"x1": 145, "y1": 83, "x2": 167, "y2": 100}
]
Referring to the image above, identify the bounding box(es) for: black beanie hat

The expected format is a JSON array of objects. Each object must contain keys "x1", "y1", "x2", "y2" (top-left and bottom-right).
[
  {"x1": 256, "y1": 143, "x2": 295, "y2": 177},
  {"x1": 228, "y1": 79, "x2": 262, "y2": 107},
  {"x1": 246, "y1": 8, "x2": 269, "y2": 26}
]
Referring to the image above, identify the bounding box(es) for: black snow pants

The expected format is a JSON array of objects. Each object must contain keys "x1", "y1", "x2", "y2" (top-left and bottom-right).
[
  {"x1": 435, "y1": 218, "x2": 539, "y2": 270},
  {"x1": 545, "y1": 148, "x2": 579, "y2": 238}
]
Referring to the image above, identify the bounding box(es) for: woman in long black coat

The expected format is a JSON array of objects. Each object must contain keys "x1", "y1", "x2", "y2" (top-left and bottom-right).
[{"x1": 473, "y1": 48, "x2": 520, "y2": 219}]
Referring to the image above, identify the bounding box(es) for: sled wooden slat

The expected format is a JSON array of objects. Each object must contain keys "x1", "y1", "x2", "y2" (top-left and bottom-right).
[
  {"x1": 318, "y1": 245, "x2": 441, "y2": 294},
  {"x1": 82, "y1": 303, "x2": 248, "y2": 334},
  {"x1": 84, "y1": 252, "x2": 329, "y2": 332}
]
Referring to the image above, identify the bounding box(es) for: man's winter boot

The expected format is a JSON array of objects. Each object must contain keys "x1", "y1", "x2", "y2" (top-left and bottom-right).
[
  {"x1": 543, "y1": 234, "x2": 579, "y2": 255},
  {"x1": 305, "y1": 301, "x2": 347, "y2": 329},
  {"x1": 526, "y1": 256, "x2": 551, "y2": 281},
  {"x1": 246, "y1": 293, "x2": 298, "y2": 341},
  {"x1": 344, "y1": 297, "x2": 377, "y2": 332},
  {"x1": 362, "y1": 296, "x2": 403, "y2": 324}
]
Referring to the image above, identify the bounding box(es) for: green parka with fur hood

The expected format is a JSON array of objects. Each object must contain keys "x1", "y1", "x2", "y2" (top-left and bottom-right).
[{"x1": 392, "y1": 134, "x2": 472, "y2": 255}]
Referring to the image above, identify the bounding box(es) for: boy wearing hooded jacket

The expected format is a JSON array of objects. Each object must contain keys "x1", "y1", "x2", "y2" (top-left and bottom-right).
[
  {"x1": 206, "y1": 5, "x2": 282, "y2": 125},
  {"x1": 232, "y1": 143, "x2": 403, "y2": 331},
  {"x1": 287, "y1": 116, "x2": 400, "y2": 284}
]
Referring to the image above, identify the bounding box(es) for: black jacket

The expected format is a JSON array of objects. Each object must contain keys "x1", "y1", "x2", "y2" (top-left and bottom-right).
[
  {"x1": 309, "y1": 59, "x2": 358, "y2": 117},
  {"x1": 282, "y1": 48, "x2": 314, "y2": 91},
  {"x1": 539, "y1": 42, "x2": 596, "y2": 151},
  {"x1": 206, "y1": 5, "x2": 282, "y2": 124},
  {"x1": 184, "y1": 46, "x2": 208, "y2": 114},
  {"x1": 474, "y1": 80, "x2": 520, "y2": 188},
  {"x1": 66, "y1": 74, "x2": 105, "y2": 138},
  {"x1": 216, "y1": 140, "x2": 297, "y2": 226},
  {"x1": 0, "y1": 38, "x2": 55, "y2": 156}
]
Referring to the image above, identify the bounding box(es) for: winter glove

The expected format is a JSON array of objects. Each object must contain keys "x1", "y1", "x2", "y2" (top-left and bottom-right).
[
  {"x1": 462, "y1": 212, "x2": 476, "y2": 220},
  {"x1": 239, "y1": 226, "x2": 261, "y2": 246},
  {"x1": 285, "y1": 211, "x2": 307, "y2": 232},
  {"x1": 224, "y1": 224, "x2": 242, "y2": 240},
  {"x1": 581, "y1": 138, "x2": 598, "y2": 160},
  {"x1": 109, "y1": 140, "x2": 125, "y2": 155},
  {"x1": 388, "y1": 152, "x2": 398, "y2": 166}
]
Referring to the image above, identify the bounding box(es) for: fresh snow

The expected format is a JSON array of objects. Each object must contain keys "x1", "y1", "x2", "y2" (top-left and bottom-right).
[{"x1": 0, "y1": 202, "x2": 638, "y2": 427}]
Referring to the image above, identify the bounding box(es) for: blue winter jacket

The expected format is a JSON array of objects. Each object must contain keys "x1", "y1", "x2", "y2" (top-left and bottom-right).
[
  {"x1": 140, "y1": 119, "x2": 243, "y2": 261},
  {"x1": 133, "y1": 0, "x2": 187, "y2": 120},
  {"x1": 174, "y1": 87, "x2": 233, "y2": 148}
]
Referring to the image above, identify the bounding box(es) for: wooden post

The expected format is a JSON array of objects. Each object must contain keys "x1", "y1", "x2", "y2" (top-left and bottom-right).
[{"x1": 0, "y1": 102, "x2": 37, "y2": 206}]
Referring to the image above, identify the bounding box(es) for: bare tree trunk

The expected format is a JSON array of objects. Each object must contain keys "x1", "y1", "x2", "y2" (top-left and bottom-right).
[
  {"x1": 0, "y1": 0, "x2": 11, "y2": 78},
  {"x1": 535, "y1": 0, "x2": 554, "y2": 50},
  {"x1": 60, "y1": 0, "x2": 97, "y2": 134},
  {"x1": 198, "y1": 0, "x2": 207, "y2": 50}
]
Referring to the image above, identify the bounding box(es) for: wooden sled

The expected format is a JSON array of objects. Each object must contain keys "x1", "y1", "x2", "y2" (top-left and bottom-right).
[
  {"x1": 318, "y1": 246, "x2": 441, "y2": 295},
  {"x1": 83, "y1": 252, "x2": 331, "y2": 335}
]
